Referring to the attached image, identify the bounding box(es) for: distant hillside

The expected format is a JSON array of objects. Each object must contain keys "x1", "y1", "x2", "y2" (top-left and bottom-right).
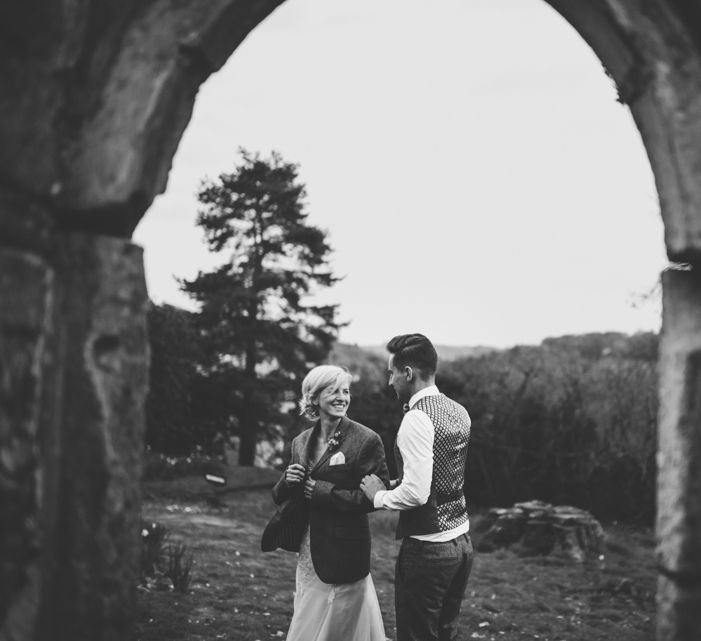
[
  {"x1": 540, "y1": 331, "x2": 658, "y2": 360},
  {"x1": 357, "y1": 344, "x2": 497, "y2": 362},
  {"x1": 333, "y1": 333, "x2": 657, "y2": 366},
  {"x1": 329, "y1": 343, "x2": 385, "y2": 368}
]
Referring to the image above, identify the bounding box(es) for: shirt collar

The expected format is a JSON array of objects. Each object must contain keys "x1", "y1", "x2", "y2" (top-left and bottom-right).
[{"x1": 409, "y1": 385, "x2": 440, "y2": 409}]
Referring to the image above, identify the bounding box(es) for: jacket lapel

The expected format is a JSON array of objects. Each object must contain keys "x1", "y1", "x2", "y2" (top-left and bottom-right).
[
  {"x1": 311, "y1": 416, "x2": 349, "y2": 474},
  {"x1": 299, "y1": 421, "x2": 320, "y2": 470}
]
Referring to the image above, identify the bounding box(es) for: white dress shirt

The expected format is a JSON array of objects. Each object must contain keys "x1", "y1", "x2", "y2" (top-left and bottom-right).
[{"x1": 373, "y1": 385, "x2": 470, "y2": 542}]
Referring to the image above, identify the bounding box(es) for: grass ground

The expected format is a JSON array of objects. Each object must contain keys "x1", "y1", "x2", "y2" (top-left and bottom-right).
[{"x1": 136, "y1": 469, "x2": 656, "y2": 641}]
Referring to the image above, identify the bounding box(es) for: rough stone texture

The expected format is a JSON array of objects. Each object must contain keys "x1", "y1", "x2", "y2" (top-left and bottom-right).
[
  {"x1": 0, "y1": 246, "x2": 53, "y2": 641},
  {"x1": 48, "y1": 235, "x2": 149, "y2": 641},
  {"x1": 0, "y1": 3, "x2": 284, "y2": 639},
  {"x1": 546, "y1": 0, "x2": 701, "y2": 263},
  {"x1": 2, "y1": 1, "x2": 701, "y2": 639},
  {"x1": 658, "y1": 269, "x2": 701, "y2": 640},
  {"x1": 0, "y1": 229, "x2": 149, "y2": 641},
  {"x1": 658, "y1": 579, "x2": 701, "y2": 641},
  {"x1": 0, "y1": 0, "x2": 285, "y2": 236},
  {"x1": 474, "y1": 501, "x2": 606, "y2": 562}
]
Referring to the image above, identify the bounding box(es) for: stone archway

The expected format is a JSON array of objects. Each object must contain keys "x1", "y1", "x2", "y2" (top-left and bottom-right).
[{"x1": 0, "y1": 1, "x2": 699, "y2": 639}]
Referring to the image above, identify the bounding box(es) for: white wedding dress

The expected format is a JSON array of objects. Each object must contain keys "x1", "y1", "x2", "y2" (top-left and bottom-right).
[{"x1": 285, "y1": 527, "x2": 386, "y2": 641}]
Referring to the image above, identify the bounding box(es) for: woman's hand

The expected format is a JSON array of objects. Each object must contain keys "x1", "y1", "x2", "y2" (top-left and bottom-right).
[
  {"x1": 285, "y1": 463, "x2": 306, "y2": 485},
  {"x1": 304, "y1": 478, "x2": 316, "y2": 499}
]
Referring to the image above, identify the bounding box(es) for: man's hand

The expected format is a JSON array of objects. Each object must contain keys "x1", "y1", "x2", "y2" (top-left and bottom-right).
[
  {"x1": 360, "y1": 474, "x2": 385, "y2": 502},
  {"x1": 304, "y1": 477, "x2": 316, "y2": 499}
]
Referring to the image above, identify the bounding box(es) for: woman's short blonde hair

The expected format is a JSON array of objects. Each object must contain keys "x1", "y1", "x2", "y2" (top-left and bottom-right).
[{"x1": 299, "y1": 365, "x2": 352, "y2": 419}]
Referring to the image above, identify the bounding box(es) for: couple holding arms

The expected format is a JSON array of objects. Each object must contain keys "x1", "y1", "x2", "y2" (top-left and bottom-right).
[{"x1": 262, "y1": 333, "x2": 474, "y2": 641}]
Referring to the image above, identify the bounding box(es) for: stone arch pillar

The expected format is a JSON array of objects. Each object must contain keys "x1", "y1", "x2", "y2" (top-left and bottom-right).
[
  {"x1": 0, "y1": 2, "x2": 283, "y2": 640},
  {"x1": 543, "y1": 3, "x2": 701, "y2": 639},
  {"x1": 1, "y1": 1, "x2": 701, "y2": 640}
]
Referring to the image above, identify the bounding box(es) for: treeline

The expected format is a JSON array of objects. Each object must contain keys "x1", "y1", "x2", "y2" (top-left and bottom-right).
[
  {"x1": 441, "y1": 332, "x2": 657, "y2": 523},
  {"x1": 145, "y1": 303, "x2": 211, "y2": 456},
  {"x1": 146, "y1": 308, "x2": 657, "y2": 521},
  {"x1": 145, "y1": 302, "x2": 332, "y2": 459},
  {"x1": 336, "y1": 333, "x2": 658, "y2": 523}
]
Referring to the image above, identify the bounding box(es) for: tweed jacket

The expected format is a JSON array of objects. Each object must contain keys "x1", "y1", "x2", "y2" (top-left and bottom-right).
[{"x1": 269, "y1": 416, "x2": 389, "y2": 584}]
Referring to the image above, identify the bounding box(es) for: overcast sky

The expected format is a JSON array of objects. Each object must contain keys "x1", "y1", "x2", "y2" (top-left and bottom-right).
[{"x1": 133, "y1": 0, "x2": 666, "y2": 348}]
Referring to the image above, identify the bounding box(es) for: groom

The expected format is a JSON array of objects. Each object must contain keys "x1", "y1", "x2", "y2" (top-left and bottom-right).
[{"x1": 361, "y1": 333, "x2": 473, "y2": 641}]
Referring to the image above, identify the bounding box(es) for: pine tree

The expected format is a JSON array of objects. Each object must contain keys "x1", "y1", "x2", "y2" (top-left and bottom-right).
[{"x1": 181, "y1": 149, "x2": 343, "y2": 465}]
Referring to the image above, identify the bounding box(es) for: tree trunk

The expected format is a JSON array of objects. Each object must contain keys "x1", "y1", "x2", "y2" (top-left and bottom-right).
[
  {"x1": 473, "y1": 501, "x2": 605, "y2": 562},
  {"x1": 238, "y1": 406, "x2": 257, "y2": 466},
  {"x1": 238, "y1": 338, "x2": 258, "y2": 467}
]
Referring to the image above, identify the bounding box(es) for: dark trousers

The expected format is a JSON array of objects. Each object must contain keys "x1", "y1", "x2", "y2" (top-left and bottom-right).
[{"x1": 395, "y1": 533, "x2": 474, "y2": 641}]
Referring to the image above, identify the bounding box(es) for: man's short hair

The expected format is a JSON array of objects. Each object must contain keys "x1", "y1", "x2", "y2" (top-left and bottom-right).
[{"x1": 386, "y1": 333, "x2": 438, "y2": 379}]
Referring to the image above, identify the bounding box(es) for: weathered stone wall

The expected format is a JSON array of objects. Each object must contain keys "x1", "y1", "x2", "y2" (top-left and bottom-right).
[
  {"x1": 1, "y1": 2, "x2": 284, "y2": 639},
  {"x1": 0, "y1": 0, "x2": 284, "y2": 235},
  {"x1": 546, "y1": 0, "x2": 701, "y2": 264},
  {"x1": 0, "y1": 213, "x2": 150, "y2": 641},
  {"x1": 0, "y1": 202, "x2": 54, "y2": 641},
  {"x1": 542, "y1": 3, "x2": 701, "y2": 638},
  {"x1": 48, "y1": 235, "x2": 149, "y2": 641},
  {"x1": 2, "y1": 1, "x2": 701, "y2": 639},
  {"x1": 658, "y1": 269, "x2": 701, "y2": 641}
]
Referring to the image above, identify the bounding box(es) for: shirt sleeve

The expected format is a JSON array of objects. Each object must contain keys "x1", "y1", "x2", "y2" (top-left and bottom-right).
[{"x1": 373, "y1": 409, "x2": 434, "y2": 510}]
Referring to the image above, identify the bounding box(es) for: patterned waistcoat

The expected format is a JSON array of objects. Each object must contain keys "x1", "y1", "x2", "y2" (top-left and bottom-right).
[{"x1": 395, "y1": 393, "x2": 471, "y2": 539}]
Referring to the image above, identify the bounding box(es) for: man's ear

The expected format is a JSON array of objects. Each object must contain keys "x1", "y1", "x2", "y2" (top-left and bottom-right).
[{"x1": 404, "y1": 366, "x2": 414, "y2": 382}]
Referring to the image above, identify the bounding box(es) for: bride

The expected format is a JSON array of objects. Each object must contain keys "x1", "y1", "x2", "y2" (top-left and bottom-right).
[{"x1": 266, "y1": 365, "x2": 389, "y2": 641}]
